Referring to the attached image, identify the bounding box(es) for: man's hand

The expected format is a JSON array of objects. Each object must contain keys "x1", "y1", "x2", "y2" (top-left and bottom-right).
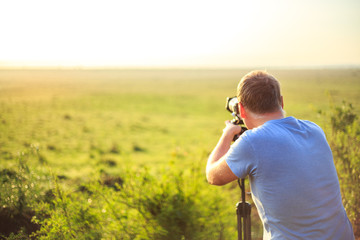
[
  {"x1": 223, "y1": 120, "x2": 243, "y2": 139},
  {"x1": 206, "y1": 121, "x2": 240, "y2": 185}
]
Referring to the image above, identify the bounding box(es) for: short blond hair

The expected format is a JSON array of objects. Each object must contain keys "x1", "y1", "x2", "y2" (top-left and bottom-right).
[{"x1": 237, "y1": 70, "x2": 282, "y2": 114}]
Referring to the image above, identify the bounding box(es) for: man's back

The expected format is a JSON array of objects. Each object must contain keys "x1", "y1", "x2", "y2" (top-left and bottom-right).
[{"x1": 226, "y1": 116, "x2": 354, "y2": 239}]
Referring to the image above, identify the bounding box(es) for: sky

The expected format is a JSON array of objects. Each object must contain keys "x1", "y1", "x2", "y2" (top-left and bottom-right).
[{"x1": 0, "y1": 0, "x2": 359, "y2": 68}]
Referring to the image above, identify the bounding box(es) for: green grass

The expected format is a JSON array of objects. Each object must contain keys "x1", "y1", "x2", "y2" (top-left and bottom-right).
[
  {"x1": 0, "y1": 68, "x2": 359, "y2": 238},
  {"x1": 1, "y1": 68, "x2": 359, "y2": 194}
]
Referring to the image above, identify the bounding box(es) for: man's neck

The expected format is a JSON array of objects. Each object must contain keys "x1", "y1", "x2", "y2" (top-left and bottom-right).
[{"x1": 248, "y1": 110, "x2": 285, "y2": 129}]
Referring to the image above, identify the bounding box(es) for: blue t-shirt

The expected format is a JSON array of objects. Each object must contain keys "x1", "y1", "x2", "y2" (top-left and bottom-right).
[{"x1": 225, "y1": 117, "x2": 354, "y2": 240}]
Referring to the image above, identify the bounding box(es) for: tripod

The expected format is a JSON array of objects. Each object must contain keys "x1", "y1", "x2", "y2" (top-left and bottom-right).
[{"x1": 236, "y1": 178, "x2": 251, "y2": 240}]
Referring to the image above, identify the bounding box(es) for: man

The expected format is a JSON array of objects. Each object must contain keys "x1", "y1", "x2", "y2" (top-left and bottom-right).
[{"x1": 206, "y1": 70, "x2": 354, "y2": 239}]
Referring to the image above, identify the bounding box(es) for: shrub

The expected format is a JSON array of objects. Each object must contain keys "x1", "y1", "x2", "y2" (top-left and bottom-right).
[
  {"x1": 31, "y1": 176, "x2": 103, "y2": 240},
  {"x1": 322, "y1": 101, "x2": 360, "y2": 238},
  {"x1": 32, "y1": 164, "x2": 230, "y2": 239},
  {"x1": 108, "y1": 166, "x2": 227, "y2": 240},
  {"x1": 0, "y1": 150, "x2": 46, "y2": 238}
]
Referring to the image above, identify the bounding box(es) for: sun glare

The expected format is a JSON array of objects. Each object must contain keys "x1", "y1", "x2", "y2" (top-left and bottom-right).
[{"x1": 0, "y1": 0, "x2": 359, "y2": 68}]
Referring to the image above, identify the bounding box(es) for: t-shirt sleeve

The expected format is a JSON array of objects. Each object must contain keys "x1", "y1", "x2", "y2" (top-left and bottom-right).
[{"x1": 225, "y1": 134, "x2": 257, "y2": 179}]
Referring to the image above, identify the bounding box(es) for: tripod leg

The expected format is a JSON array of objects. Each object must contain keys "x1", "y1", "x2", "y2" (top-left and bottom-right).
[
  {"x1": 243, "y1": 203, "x2": 252, "y2": 240},
  {"x1": 244, "y1": 214, "x2": 251, "y2": 240},
  {"x1": 237, "y1": 179, "x2": 251, "y2": 240},
  {"x1": 237, "y1": 206, "x2": 243, "y2": 240}
]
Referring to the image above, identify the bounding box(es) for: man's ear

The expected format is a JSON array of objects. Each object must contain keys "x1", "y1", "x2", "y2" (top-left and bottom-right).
[
  {"x1": 239, "y1": 102, "x2": 247, "y2": 119},
  {"x1": 280, "y1": 96, "x2": 284, "y2": 109}
]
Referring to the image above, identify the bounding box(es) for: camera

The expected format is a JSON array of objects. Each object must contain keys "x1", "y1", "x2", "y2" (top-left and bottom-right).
[{"x1": 225, "y1": 97, "x2": 247, "y2": 140}]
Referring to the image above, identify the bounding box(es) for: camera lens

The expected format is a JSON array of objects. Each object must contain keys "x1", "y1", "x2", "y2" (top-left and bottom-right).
[{"x1": 229, "y1": 97, "x2": 238, "y2": 113}]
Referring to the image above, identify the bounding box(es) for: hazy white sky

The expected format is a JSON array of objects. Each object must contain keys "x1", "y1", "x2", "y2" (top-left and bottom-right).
[{"x1": 0, "y1": 0, "x2": 359, "y2": 68}]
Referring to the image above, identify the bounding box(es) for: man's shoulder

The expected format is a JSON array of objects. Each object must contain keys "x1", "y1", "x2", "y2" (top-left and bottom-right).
[
  {"x1": 267, "y1": 116, "x2": 323, "y2": 132},
  {"x1": 242, "y1": 117, "x2": 325, "y2": 143},
  {"x1": 295, "y1": 118, "x2": 325, "y2": 134}
]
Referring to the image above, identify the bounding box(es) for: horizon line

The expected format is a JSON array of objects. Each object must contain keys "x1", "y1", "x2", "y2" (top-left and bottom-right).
[{"x1": 1, "y1": 64, "x2": 360, "y2": 71}]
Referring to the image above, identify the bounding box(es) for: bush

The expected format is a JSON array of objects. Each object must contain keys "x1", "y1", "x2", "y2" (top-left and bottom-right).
[
  {"x1": 322, "y1": 101, "x2": 360, "y2": 238},
  {"x1": 0, "y1": 150, "x2": 46, "y2": 238},
  {"x1": 105, "y1": 166, "x2": 227, "y2": 240},
  {"x1": 31, "y1": 176, "x2": 103, "y2": 240},
  {"x1": 31, "y1": 164, "x2": 231, "y2": 239}
]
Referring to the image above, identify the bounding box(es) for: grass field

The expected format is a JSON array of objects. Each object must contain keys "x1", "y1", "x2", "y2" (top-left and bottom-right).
[
  {"x1": 0, "y1": 68, "x2": 359, "y2": 239},
  {"x1": 1, "y1": 69, "x2": 359, "y2": 172}
]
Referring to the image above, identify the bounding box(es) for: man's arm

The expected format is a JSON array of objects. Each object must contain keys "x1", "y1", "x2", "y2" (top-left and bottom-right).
[{"x1": 206, "y1": 121, "x2": 241, "y2": 185}]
